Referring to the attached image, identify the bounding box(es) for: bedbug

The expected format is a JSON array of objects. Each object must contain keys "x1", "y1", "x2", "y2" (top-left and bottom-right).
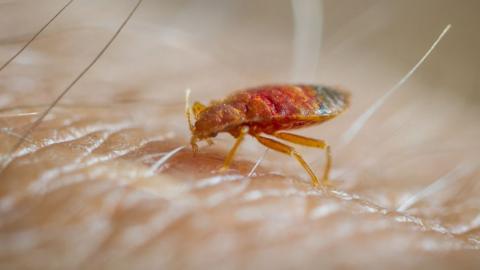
[{"x1": 185, "y1": 84, "x2": 350, "y2": 187}]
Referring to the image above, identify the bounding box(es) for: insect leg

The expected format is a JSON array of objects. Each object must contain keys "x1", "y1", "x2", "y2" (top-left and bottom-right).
[
  {"x1": 220, "y1": 127, "x2": 248, "y2": 171},
  {"x1": 255, "y1": 135, "x2": 319, "y2": 187},
  {"x1": 273, "y1": 132, "x2": 332, "y2": 186}
]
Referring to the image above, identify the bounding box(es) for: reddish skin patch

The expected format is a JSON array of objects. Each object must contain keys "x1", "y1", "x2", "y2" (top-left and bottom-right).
[{"x1": 194, "y1": 84, "x2": 350, "y2": 139}]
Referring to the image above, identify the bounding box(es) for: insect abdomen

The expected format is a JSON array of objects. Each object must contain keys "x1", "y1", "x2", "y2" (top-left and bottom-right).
[
  {"x1": 236, "y1": 84, "x2": 347, "y2": 117},
  {"x1": 221, "y1": 85, "x2": 315, "y2": 133},
  {"x1": 196, "y1": 84, "x2": 349, "y2": 136},
  {"x1": 311, "y1": 85, "x2": 350, "y2": 116},
  {"x1": 235, "y1": 85, "x2": 318, "y2": 119}
]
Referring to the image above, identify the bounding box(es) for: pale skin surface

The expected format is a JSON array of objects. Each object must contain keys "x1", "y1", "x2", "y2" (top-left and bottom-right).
[{"x1": 1, "y1": 0, "x2": 480, "y2": 269}]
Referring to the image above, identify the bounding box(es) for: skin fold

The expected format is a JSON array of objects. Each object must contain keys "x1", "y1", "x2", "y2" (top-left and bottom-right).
[{"x1": 0, "y1": 0, "x2": 479, "y2": 269}]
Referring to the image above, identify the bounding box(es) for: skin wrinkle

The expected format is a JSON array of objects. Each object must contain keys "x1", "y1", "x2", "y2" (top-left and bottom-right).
[
  {"x1": 2, "y1": 119, "x2": 134, "y2": 160},
  {"x1": 3, "y1": 126, "x2": 114, "y2": 175},
  {"x1": 97, "y1": 176, "x2": 256, "y2": 259},
  {"x1": 86, "y1": 198, "x2": 193, "y2": 265},
  {"x1": 41, "y1": 136, "x2": 177, "y2": 191},
  {"x1": 2, "y1": 126, "x2": 175, "y2": 199},
  {"x1": 238, "y1": 185, "x2": 480, "y2": 249},
  {"x1": 0, "y1": 128, "x2": 34, "y2": 143},
  {"x1": 0, "y1": 141, "x2": 480, "y2": 268},
  {"x1": 124, "y1": 200, "x2": 243, "y2": 260},
  {"x1": 3, "y1": 168, "x2": 480, "y2": 262},
  {"x1": 142, "y1": 173, "x2": 255, "y2": 240},
  {"x1": 0, "y1": 176, "x2": 115, "y2": 226},
  {"x1": 138, "y1": 151, "x2": 170, "y2": 162},
  {"x1": 77, "y1": 188, "x2": 141, "y2": 268},
  {"x1": 53, "y1": 185, "x2": 122, "y2": 267},
  {"x1": 136, "y1": 168, "x2": 478, "y2": 250},
  {"x1": 23, "y1": 121, "x2": 154, "y2": 162},
  {"x1": 115, "y1": 184, "x2": 472, "y2": 266},
  {"x1": 27, "y1": 130, "x2": 117, "y2": 193}
]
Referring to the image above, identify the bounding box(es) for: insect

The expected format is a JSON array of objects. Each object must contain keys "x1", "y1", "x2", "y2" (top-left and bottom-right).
[{"x1": 186, "y1": 84, "x2": 350, "y2": 187}]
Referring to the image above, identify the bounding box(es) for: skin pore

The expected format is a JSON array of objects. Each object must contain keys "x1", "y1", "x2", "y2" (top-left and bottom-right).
[{"x1": 1, "y1": 0, "x2": 479, "y2": 269}]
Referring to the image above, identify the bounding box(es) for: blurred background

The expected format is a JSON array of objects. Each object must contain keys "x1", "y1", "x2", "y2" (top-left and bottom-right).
[{"x1": 0, "y1": 0, "x2": 479, "y2": 269}]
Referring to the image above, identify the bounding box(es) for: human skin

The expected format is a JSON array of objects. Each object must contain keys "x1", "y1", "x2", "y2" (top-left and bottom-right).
[{"x1": 0, "y1": 0, "x2": 479, "y2": 269}]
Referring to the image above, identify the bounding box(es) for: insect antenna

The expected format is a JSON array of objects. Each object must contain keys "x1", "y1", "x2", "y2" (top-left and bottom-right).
[
  {"x1": 185, "y1": 88, "x2": 195, "y2": 133},
  {"x1": 185, "y1": 88, "x2": 200, "y2": 152},
  {"x1": 0, "y1": 0, "x2": 76, "y2": 73},
  {"x1": 0, "y1": 0, "x2": 144, "y2": 175}
]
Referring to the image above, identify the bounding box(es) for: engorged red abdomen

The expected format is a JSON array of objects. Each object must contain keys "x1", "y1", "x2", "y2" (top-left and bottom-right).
[
  {"x1": 223, "y1": 85, "x2": 323, "y2": 134},
  {"x1": 194, "y1": 84, "x2": 349, "y2": 138}
]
